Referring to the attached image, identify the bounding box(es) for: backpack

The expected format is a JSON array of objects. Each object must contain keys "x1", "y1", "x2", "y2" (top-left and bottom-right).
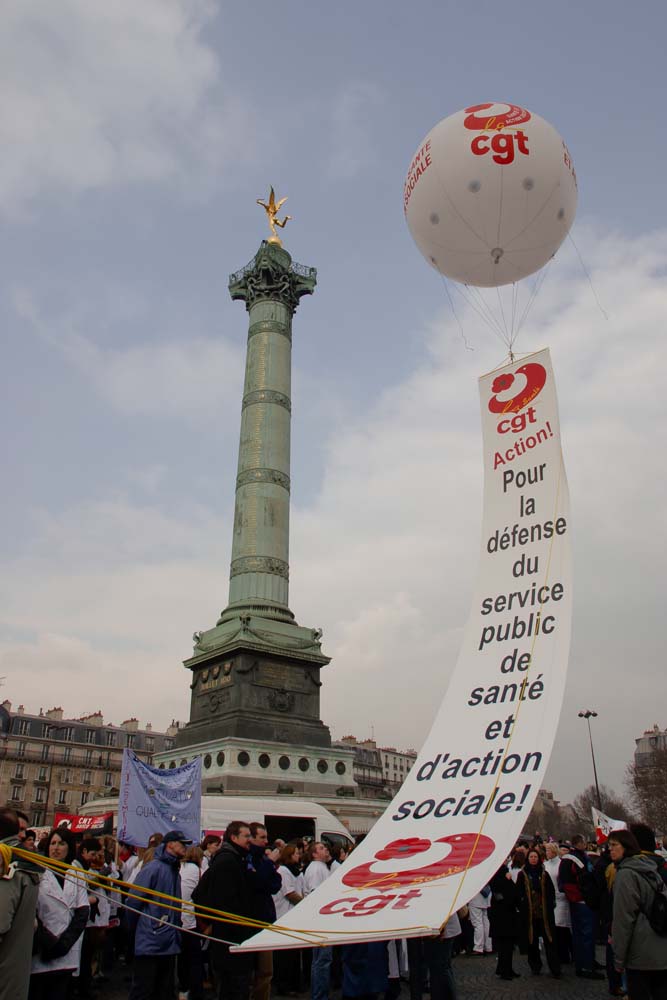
[
  {"x1": 562, "y1": 853, "x2": 601, "y2": 910},
  {"x1": 639, "y1": 870, "x2": 667, "y2": 937}
]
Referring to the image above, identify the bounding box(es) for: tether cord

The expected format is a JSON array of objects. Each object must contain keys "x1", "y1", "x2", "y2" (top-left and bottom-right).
[
  {"x1": 6, "y1": 848, "x2": 430, "y2": 945},
  {"x1": 4, "y1": 449, "x2": 567, "y2": 947},
  {"x1": 435, "y1": 451, "x2": 565, "y2": 934}
]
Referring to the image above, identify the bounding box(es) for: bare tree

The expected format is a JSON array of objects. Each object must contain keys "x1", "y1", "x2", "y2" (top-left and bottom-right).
[
  {"x1": 522, "y1": 798, "x2": 583, "y2": 842},
  {"x1": 626, "y1": 748, "x2": 667, "y2": 834},
  {"x1": 572, "y1": 784, "x2": 636, "y2": 829}
]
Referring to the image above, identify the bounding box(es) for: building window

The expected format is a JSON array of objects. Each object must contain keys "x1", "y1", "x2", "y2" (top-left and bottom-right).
[
  {"x1": 11, "y1": 786, "x2": 24, "y2": 802},
  {"x1": 106, "y1": 731, "x2": 116, "y2": 747},
  {"x1": 278, "y1": 755, "x2": 290, "y2": 771},
  {"x1": 17, "y1": 720, "x2": 30, "y2": 736},
  {"x1": 14, "y1": 763, "x2": 24, "y2": 779},
  {"x1": 259, "y1": 753, "x2": 271, "y2": 769},
  {"x1": 41, "y1": 745, "x2": 50, "y2": 762},
  {"x1": 32, "y1": 811, "x2": 44, "y2": 826},
  {"x1": 38, "y1": 766, "x2": 48, "y2": 781},
  {"x1": 298, "y1": 757, "x2": 310, "y2": 772},
  {"x1": 57, "y1": 790, "x2": 68, "y2": 805},
  {"x1": 86, "y1": 729, "x2": 96, "y2": 744},
  {"x1": 216, "y1": 752, "x2": 225, "y2": 766},
  {"x1": 237, "y1": 751, "x2": 250, "y2": 767},
  {"x1": 335, "y1": 762, "x2": 346, "y2": 775},
  {"x1": 15, "y1": 742, "x2": 26, "y2": 759},
  {"x1": 317, "y1": 759, "x2": 329, "y2": 773},
  {"x1": 203, "y1": 754, "x2": 212, "y2": 769},
  {"x1": 63, "y1": 747, "x2": 72, "y2": 764},
  {"x1": 84, "y1": 749, "x2": 93, "y2": 765},
  {"x1": 61, "y1": 769, "x2": 71, "y2": 784},
  {"x1": 81, "y1": 792, "x2": 89, "y2": 806},
  {"x1": 35, "y1": 786, "x2": 45, "y2": 803},
  {"x1": 145, "y1": 738, "x2": 154, "y2": 753},
  {"x1": 104, "y1": 772, "x2": 113, "y2": 787},
  {"x1": 126, "y1": 734, "x2": 135, "y2": 749},
  {"x1": 164, "y1": 739, "x2": 174, "y2": 751},
  {"x1": 83, "y1": 770, "x2": 92, "y2": 785},
  {"x1": 61, "y1": 727, "x2": 74, "y2": 742},
  {"x1": 42, "y1": 724, "x2": 53, "y2": 739}
]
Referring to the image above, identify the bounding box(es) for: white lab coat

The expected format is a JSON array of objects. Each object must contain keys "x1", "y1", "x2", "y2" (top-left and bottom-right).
[
  {"x1": 544, "y1": 856, "x2": 572, "y2": 929},
  {"x1": 303, "y1": 860, "x2": 330, "y2": 895},
  {"x1": 273, "y1": 865, "x2": 305, "y2": 920},
  {"x1": 72, "y1": 861, "x2": 111, "y2": 928},
  {"x1": 31, "y1": 869, "x2": 90, "y2": 975}
]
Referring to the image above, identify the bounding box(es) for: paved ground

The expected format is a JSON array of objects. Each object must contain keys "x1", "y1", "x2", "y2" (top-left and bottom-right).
[{"x1": 102, "y1": 946, "x2": 614, "y2": 1000}]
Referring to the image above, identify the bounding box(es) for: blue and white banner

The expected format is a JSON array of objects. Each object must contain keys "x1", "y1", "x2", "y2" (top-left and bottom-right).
[{"x1": 118, "y1": 750, "x2": 202, "y2": 847}]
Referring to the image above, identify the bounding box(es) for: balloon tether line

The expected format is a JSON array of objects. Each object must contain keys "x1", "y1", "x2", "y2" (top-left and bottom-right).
[
  {"x1": 439, "y1": 274, "x2": 473, "y2": 352},
  {"x1": 567, "y1": 232, "x2": 608, "y2": 320}
]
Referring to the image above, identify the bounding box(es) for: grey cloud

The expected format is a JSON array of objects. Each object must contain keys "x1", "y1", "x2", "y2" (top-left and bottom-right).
[{"x1": 0, "y1": 0, "x2": 254, "y2": 214}]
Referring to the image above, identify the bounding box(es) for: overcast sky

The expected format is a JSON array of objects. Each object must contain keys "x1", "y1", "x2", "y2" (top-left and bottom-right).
[{"x1": 1, "y1": 0, "x2": 665, "y2": 806}]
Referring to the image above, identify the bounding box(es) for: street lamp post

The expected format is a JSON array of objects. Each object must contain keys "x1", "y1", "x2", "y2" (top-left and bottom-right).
[{"x1": 578, "y1": 709, "x2": 602, "y2": 810}]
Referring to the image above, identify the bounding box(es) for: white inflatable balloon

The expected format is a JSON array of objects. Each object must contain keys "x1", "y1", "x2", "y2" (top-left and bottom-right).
[{"x1": 404, "y1": 103, "x2": 577, "y2": 287}]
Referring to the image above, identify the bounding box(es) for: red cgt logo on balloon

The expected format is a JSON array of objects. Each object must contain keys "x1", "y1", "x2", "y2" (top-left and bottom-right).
[
  {"x1": 463, "y1": 102, "x2": 531, "y2": 132},
  {"x1": 341, "y1": 833, "x2": 495, "y2": 890}
]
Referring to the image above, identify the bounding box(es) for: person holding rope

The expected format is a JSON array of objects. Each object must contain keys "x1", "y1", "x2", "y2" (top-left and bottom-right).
[
  {"x1": 29, "y1": 827, "x2": 89, "y2": 1000},
  {"x1": 127, "y1": 828, "x2": 190, "y2": 1000},
  {"x1": 0, "y1": 806, "x2": 41, "y2": 1000},
  {"x1": 192, "y1": 820, "x2": 256, "y2": 1000}
]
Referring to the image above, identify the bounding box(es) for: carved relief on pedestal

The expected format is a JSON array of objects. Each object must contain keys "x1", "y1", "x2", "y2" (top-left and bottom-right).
[{"x1": 267, "y1": 688, "x2": 295, "y2": 713}]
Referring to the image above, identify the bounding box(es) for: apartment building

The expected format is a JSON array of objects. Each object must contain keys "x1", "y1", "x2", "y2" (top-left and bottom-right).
[
  {"x1": 0, "y1": 701, "x2": 177, "y2": 827},
  {"x1": 379, "y1": 744, "x2": 418, "y2": 793}
]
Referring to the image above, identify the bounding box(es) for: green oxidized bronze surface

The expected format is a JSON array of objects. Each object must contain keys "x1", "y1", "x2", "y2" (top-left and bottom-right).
[{"x1": 219, "y1": 241, "x2": 317, "y2": 625}]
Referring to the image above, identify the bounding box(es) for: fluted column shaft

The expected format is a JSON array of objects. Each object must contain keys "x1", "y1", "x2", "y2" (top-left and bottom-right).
[{"x1": 218, "y1": 242, "x2": 316, "y2": 624}]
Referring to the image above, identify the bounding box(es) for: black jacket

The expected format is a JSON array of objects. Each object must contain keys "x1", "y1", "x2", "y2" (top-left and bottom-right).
[
  {"x1": 248, "y1": 843, "x2": 281, "y2": 923},
  {"x1": 516, "y1": 866, "x2": 557, "y2": 945},
  {"x1": 489, "y1": 866, "x2": 520, "y2": 940},
  {"x1": 192, "y1": 841, "x2": 255, "y2": 944}
]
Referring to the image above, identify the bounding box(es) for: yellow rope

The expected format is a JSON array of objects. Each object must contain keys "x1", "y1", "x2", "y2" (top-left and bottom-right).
[
  {"x1": 13, "y1": 848, "x2": 427, "y2": 943},
  {"x1": 0, "y1": 842, "x2": 12, "y2": 875},
  {"x1": 436, "y1": 453, "x2": 565, "y2": 934}
]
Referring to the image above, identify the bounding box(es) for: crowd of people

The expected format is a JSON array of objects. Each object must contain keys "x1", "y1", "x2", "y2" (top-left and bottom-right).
[{"x1": 1, "y1": 805, "x2": 667, "y2": 1000}]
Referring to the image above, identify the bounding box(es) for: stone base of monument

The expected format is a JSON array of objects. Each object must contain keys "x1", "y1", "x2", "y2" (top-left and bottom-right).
[{"x1": 153, "y1": 734, "x2": 356, "y2": 798}]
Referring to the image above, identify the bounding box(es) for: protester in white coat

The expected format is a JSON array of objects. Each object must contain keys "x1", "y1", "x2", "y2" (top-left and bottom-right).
[
  {"x1": 544, "y1": 842, "x2": 572, "y2": 963},
  {"x1": 304, "y1": 842, "x2": 333, "y2": 1000},
  {"x1": 30, "y1": 828, "x2": 89, "y2": 1000},
  {"x1": 468, "y1": 885, "x2": 493, "y2": 955}
]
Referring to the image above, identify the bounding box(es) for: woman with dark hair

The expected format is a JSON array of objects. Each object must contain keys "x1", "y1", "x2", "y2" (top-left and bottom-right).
[
  {"x1": 29, "y1": 828, "x2": 89, "y2": 1000},
  {"x1": 516, "y1": 848, "x2": 561, "y2": 978},
  {"x1": 609, "y1": 828, "x2": 667, "y2": 999},
  {"x1": 273, "y1": 843, "x2": 305, "y2": 995},
  {"x1": 178, "y1": 844, "x2": 205, "y2": 1000}
]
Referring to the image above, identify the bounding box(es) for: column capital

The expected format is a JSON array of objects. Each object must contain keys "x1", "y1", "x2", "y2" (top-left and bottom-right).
[{"x1": 228, "y1": 241, "x2": 317, "y2": 313}]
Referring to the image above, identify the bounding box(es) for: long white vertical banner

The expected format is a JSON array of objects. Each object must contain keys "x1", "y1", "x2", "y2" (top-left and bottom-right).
[{"x1": 237, "y1": 347, "x2": 572, "y2": 950}]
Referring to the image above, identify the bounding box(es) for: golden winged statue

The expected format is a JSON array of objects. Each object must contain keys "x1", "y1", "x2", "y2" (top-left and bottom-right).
[{"x1": 257, "y1": 187, "x2": 292, "y2": 245}]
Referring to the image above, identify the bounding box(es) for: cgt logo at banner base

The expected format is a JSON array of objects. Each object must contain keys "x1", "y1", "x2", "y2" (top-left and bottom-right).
[
  {"x1": 117, "y1": 749, "x2": 202, "y2": 848},
  {"x1": 54, "y1": 812, "x2": 113, "y2": 835},
  {"x1": 234, "y1": 347, "x2": 572, "y2": 951}
]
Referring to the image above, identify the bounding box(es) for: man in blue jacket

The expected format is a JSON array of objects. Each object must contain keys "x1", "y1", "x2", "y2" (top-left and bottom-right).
[{"x1": 128, "y1": 829, "x2": 190, "y2": 1000}]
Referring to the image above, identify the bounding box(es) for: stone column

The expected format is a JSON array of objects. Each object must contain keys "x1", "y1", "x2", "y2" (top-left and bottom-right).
[{"x1": 218, "y1": 241, "x2": 316, "y2": 624}]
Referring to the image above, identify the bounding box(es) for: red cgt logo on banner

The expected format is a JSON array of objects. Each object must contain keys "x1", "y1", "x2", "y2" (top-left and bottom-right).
[{"x1": 54, "y1": 812, "x2": 113, "y2": 834}]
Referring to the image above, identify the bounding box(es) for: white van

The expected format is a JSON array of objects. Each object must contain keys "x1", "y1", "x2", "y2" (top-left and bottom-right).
[
  {"x1": 78, "y1": 795, "x2": 353, "y2": 852},
  {"x1": 200, "y1": 796, "x2": 353, "y2": 853}
]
